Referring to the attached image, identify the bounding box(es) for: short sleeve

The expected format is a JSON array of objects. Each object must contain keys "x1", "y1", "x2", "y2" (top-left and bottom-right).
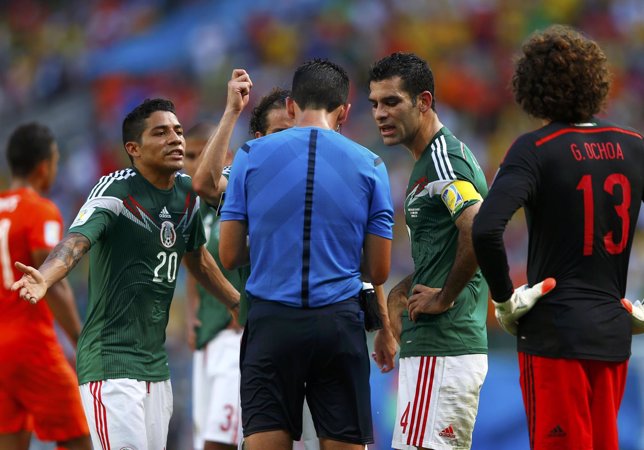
[
  {"x1": 185, "y1": 200, "x2": 207, "y2": 252},
  {"x1": 68, "y1": 197, "x2": 120, "y2": 245},
  {"x1": 367, "y1": 158, "x2": 394, "y2": 239},
  {"x1": 220, "y1": 149, "x2": 249, "y2": 222}
]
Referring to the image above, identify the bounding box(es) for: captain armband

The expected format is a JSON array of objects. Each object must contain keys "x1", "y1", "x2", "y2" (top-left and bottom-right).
[{"x1": 440, "y1": 180, "x2": 482, "y2": 217}]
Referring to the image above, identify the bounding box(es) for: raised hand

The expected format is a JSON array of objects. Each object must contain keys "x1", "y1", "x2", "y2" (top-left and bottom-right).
[{"x1": 226, "y1": 69, "x2": 253, "y2": 114}]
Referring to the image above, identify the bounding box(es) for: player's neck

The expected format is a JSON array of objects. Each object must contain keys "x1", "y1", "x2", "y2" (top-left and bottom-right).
[
  {"x1": 10, "y1": 177, "x2": 41, "y2": 194},
  {"x1": 294, "y1": 109, "x2": 339, "y2": 131},
  {"x1": 408, "y1": 115, "x2": 443, "y2": 161},
  {"x1": 134, "y1": 165, "x2": 176, "y2": 190}
]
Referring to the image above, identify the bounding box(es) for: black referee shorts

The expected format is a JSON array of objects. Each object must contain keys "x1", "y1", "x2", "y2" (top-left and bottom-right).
[{"x1": 240, "y1": 297, "x2": 373, "y2": 445}]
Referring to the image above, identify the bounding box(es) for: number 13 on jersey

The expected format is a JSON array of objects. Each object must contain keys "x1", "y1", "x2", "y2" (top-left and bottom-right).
[{"x1": 576, "y1": 173, "x2": 631, "y2": 256}]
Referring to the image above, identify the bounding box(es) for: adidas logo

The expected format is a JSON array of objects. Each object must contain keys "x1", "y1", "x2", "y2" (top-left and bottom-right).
[
  {"x1": 159, "y1": 207, "x2": 171, "y2": 219},
  {"x1": 548, "y1": 425, "x2": 566, "y2": 438},
  {"x1": 439, "y1": 425, "x2": 456, "y2": 439}
]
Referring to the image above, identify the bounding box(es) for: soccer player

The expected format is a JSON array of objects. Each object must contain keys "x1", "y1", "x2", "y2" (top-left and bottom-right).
[
  {"x1": 368, "y1": 52, "x2": 489, "y2": 450},
  {"x1": 472, "y1": 25, "x2": 644, "y2": 450},
  {"x1": 184, "y1": 122, "x2": 245, "y2": 450},
  {"x1": 11, "y1": 99, "x2": 241, "y2": 449},
  {"x1": 0, "y1": 123, "x2": 91, "y2": 450},
  {"x1": 219, "y1": 59, "x2": 394, "y2": 450},
  {"x1": 249, "y1": 87, "x2": 293, "y2": 138}
]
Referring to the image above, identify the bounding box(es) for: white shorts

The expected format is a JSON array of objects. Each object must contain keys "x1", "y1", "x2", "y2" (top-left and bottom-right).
[
  {"x1": 392, "y1": 354, "x2": 487, "y2": 450},
  {"x1": 79, "y1": 378, "x2": 173, "y2": 450},
  {"x1": 192, "y1": 328, "x2": 242, "y2": 449}
]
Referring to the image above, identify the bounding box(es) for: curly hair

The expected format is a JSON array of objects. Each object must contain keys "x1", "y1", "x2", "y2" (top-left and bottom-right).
[
  {"x1": 249, "y1": 88, "x2": 289, "y2": 136},
  {"x1": 512, "y1": 25, "x2": 611, "y2": 123}
]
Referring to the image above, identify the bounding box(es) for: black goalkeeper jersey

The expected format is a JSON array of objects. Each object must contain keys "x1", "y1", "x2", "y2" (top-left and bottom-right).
[{"x1": 473, "y1": 119, "x2": 644, "y2": 361}]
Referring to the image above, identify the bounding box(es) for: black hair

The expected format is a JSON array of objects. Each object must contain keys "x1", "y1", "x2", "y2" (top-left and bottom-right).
[
  {"x1": 121, "y1": 98, "x2": 176, "y2": 163},
  {"x1": 185, "y1": 122, "x2": 217, "y2": 142},
  {"x1": 368, "y1": 52, "x2": 436, "y2": 109},
  {"x1": 6, "y1": 122, "x2": 56, "y2": 177},
  {"x1": 122, "y1": 98, "x2": 176, "y2": 146},
  {"x1": 249, "y1": 88, "x2": 290, "y2": 136},
  {"x1": 291, "y1": 58, "x2": 349, "y2": 112}
]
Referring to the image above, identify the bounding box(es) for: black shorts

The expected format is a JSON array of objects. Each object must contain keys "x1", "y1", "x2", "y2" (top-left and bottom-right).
[{"x1": 240, "y1": 297, "x2": 373, "y2": 444}]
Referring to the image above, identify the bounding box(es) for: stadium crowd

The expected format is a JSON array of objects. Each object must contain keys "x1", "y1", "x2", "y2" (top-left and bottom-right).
[{"x1": 1, "y1": 0, "x2": 644, "y2": 448}]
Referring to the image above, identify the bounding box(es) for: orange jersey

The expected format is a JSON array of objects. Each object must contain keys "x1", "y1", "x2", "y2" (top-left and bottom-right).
[
  {"x1": 0, "y1": 188, "x2": 63, "y2": 345},
  {"x1": 0, "y1": 188, "x2": 88, "y2": 440}
]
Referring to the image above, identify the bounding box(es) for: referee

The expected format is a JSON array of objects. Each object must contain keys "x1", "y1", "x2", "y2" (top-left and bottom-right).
[{"x1": 220, "y1": 59, "x2": 394, "y2": 450}]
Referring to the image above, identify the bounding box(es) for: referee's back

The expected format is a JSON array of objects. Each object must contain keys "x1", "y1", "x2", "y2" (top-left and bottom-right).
[{"x1": 221, "y1": 126, "x2": 393, "y2": 308}]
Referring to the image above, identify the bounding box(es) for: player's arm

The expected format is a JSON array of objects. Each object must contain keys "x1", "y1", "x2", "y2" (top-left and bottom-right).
[
  {"x1": 30, "y1": 248, "x2": 82, "y2": 346},
  {"x1": 386, "y1": 273, "x2": 412, "y2": 341},
  {"x1": 372, "y1": 283, "x2": 399, "y2": 373},
  {"x1": 12, "y1": 233, "x2": 90, "y2": 305},
  {"x1": 408, "y1": 183, "x2": 482, "y2": 321},
  {"x1": 472, "y1": 139, "x2": 539, "y2": 300},
  {"x1": 193, "y1": 69, "x2": 253, "y2": 205},
  {"x1": 219, "y1": 220, "x2": 249, "y2": 270},
  {"x1": 184, "y1": 271, "x2": 201, "y2": 350},
  {"x1": 183, "y1": 245, "x2": 240, "y2": 313},
  {"x1": 363, "y1": 233, "x2": 398, "y2": 374}
]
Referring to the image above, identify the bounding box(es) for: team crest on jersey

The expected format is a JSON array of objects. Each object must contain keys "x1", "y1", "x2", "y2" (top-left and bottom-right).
[{"x1": 160, "y1": 221, "x2": 176, "y2": 248}]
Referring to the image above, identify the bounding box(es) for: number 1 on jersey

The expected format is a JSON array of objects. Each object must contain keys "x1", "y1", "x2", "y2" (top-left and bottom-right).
[
  {"x1": 0, "y1": 219, "x2": 14, "y2": 289},
  {"x1": 576, "y1": 173, "x2": 630, "y2": 256}
]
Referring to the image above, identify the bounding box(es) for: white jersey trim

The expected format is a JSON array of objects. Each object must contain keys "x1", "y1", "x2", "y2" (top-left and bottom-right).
[{"x1": 430, "y1": 135, "x2": 456, "y2": 181}]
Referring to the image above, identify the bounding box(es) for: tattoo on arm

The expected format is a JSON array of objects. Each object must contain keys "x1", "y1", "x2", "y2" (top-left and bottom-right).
[{"x1": 41, "y1": 233, "x2": 91, "y2": 275}]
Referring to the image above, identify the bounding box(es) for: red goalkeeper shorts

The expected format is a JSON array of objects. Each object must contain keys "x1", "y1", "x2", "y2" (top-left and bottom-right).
[{"x1": 518, "y1": 352, "x2": 627, "y2": 450}]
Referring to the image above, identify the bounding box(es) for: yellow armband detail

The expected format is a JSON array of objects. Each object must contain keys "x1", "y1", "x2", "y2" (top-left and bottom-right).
[{"x1": 440, "y1": 180, "x2": 482, "y2": 216}]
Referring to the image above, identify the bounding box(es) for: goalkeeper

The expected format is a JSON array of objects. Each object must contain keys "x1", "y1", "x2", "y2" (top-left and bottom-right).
[{"x1": 472, "y1": 25, "x2": 644, "y2": 450}]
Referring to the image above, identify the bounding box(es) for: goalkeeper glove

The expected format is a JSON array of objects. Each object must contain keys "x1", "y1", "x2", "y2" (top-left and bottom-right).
[
  {"x1": 493, "y1": 278, "x2": 556, "y2": 336},
  {"x1": 620, "y1": 298, "x2": 644, "y2": 334}
]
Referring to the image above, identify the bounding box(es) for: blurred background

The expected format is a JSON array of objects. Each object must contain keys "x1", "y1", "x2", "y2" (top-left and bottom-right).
[{"x1": 1, "y1": 0, "x2": 643, "y2": 448}]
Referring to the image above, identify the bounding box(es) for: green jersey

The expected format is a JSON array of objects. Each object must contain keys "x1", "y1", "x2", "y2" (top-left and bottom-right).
[
  {"x1": 69, "y1": 168, "x2": 206, "y2": 383},
  {"x1": 194, "y1": 202, "x2": 249, "y2": 349},
  {"x1": 401, "y1": 127, "x2": 489, "y2": 358}
]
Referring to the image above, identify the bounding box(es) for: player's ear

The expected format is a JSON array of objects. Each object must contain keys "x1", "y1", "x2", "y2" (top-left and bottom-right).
[
  {"x1": 286, "y1": 97, "x2": 296, "y2": 119},
  {"x1": 33, "y1": 158, "x2": 49, "y2": 180},
  {"x1": 417, "y1": 91, "x2": 433, "y2": 113},
  {"x1": 337, "y1": 103, "x2": 351, "y2": 126},
  {"x1": 124, "y1": 141, "x2": 141, "y2": 160}
]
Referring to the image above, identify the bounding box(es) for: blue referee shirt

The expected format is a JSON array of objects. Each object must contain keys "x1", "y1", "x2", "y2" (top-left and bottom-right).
[{"x1": 220, "y1": 126, "x2": 394, "y2": 308}]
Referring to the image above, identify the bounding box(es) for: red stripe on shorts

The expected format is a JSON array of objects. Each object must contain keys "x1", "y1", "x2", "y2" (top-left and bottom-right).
[
  {"x1": 408, "y1": 356, "x2": 431, "y2": 446},
  {"x1": 418, "y1": 356, "x2": 437, "y2": 445},
  {"x1": 406, "y1": 356, "x2": 427, "y2": 445},
  {"x1": 91, "y1": 382, "x2": 106, "y2": 450},
  {"x1": 92, "y1": 381, "x2": 111, "y2": 450}
]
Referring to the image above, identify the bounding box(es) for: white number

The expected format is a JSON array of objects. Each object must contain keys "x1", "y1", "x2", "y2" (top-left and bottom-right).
[
  {"x1": 0, "y1": 219, "x2": 13, "y2": 289},
  {"x1": 153, "y1": 251, "x2": 178, "y2": 283}
]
